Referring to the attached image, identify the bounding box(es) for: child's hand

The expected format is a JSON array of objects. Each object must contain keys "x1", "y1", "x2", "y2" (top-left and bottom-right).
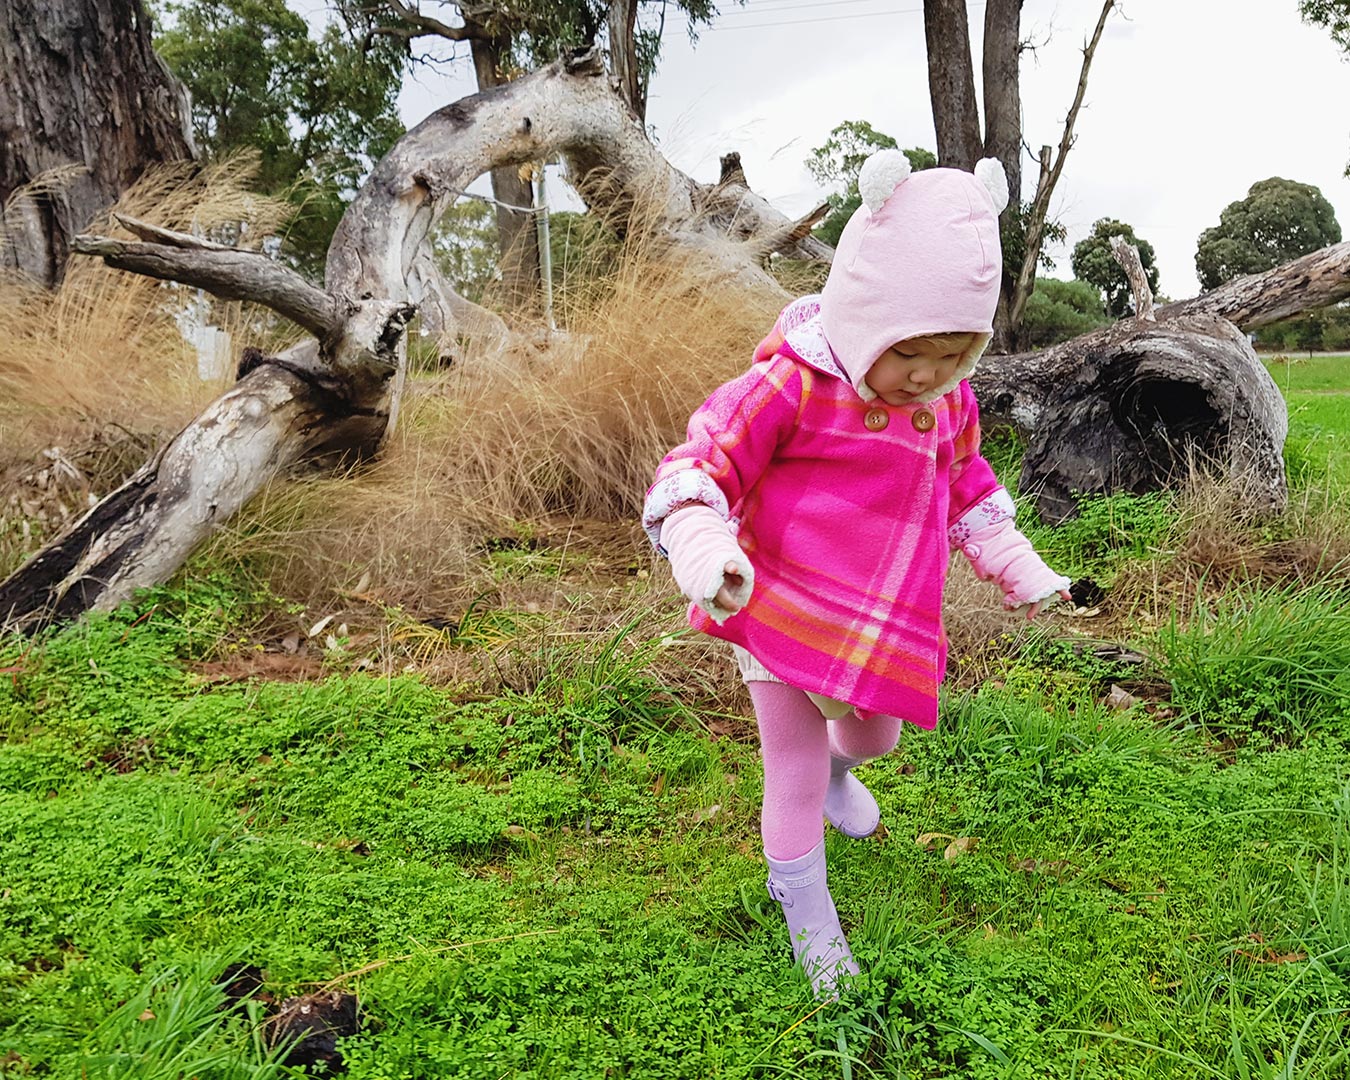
[
  {"x1": 1013, "y1": 588, "x2": 1073, "y2": 620},
  {"x1": 660, "y1": 506, "x2": 755, "y2": 624},
  {"x1": 714, "y1": 561, "x2": 748, "y2": 614},
  {"x1": 958, "y1": 518, "x2": 1072, "y2": 616}
]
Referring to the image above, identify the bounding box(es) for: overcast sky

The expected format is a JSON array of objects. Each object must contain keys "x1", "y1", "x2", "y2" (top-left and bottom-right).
[{"x1": 391, "y1": 0, "x2": 1350, "y2": 300}]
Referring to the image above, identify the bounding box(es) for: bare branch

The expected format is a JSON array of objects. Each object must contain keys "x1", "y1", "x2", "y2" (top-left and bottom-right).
[
  {"x1": 760, "y1": 202, "x2": 833, "y2": 262},
  {"x1": 112, "y1": 213, "x2": 237, "y2": 250},
  {"x1": 1007, "y1": 0, "x2": 1115, "y2": 333},
  {"x1": 366, "y1": 0, "x2": 478, "y2": 41},
  {"x1": 1111, "y1": 237, "x2": 1155, "y2": 321},
  {"x1": 71, "y1": 233, "x2": 341, "y2": 338}
]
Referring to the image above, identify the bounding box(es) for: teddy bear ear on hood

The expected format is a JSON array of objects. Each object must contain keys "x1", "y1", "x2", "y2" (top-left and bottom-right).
[
  {"x1": 974, "y1": 157, "x2": 1010, "y2": 214},
  {"x1": 858, "y1": 149, "x2": 913, "y2": 212}
]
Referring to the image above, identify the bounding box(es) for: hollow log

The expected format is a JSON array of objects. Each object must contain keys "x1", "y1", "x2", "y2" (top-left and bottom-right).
[
  {"x1": 971, "y1": 242, "x2": 1350, "y2": 521},
  {"x1": 971, "y1": 314, "x2": 1288, "y2": 522}
]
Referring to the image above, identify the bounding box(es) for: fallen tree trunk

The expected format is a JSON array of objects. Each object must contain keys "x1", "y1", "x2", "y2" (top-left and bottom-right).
[
  {"x1": 971, "y1": 243, "x2": 1350, "y2": 522},
  {"x1": 971, "y1": 312, "x2": 1288, "y2": 522}
]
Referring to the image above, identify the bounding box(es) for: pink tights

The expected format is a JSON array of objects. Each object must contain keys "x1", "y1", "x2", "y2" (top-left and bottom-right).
[{"x1": 749, "y1": 681, "x2": 903, "y2": 860}]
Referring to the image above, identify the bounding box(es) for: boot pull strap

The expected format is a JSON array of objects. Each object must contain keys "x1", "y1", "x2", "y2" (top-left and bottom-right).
[{"x1": 766, "y1": 879, "x2": 794, "y2": 906}]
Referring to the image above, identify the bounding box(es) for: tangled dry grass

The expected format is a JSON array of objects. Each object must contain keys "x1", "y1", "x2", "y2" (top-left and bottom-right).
[{"x1": 0, "y1": 155, "x2": 294, "y2": 576}]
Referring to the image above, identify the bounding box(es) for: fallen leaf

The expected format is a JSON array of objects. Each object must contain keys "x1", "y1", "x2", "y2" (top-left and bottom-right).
[
  {"x1": 280, "y1": 634, "x2": 300, "y2": 654},
  {"x1": 307, "y1": 614, "x2": 336, "y2": 639},
  {"x1": 691, "y1": 804, "x2": 722, "y2": 825},
  {"x1": 943, "y1": 836, "x2": 979, "y2": 860},
  {"x1": 1234, "y1": 948, "x2": 1307, "y2": 965},
  {"x1": 916, "y1": 832, "x2": 955, "y2": 850},
  {"x1": 1106, "y1": 684, "x2": 1139, "y2": 710},
  {"x1": 138, "y1": 1009, "x2": 156, "y2": 1021},
  {"x1": 651, "y1": 774, "x2": 666, "y2": 797},
  {"x1": 705, "y1": 717, "x2": 738, "y2": 739}
]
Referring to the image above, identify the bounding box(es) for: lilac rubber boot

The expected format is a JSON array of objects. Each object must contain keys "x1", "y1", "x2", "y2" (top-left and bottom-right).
[
  {"x1": 824, "y1": 756, "x2": 880, "y2": 838},
  {"x1": 765, "y1": 840, "x2": 859, "y2": 998}
]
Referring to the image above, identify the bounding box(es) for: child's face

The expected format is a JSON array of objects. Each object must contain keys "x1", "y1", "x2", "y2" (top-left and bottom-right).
[{"x1": 864, "y1": 336, "x2": 970, "y2": 406}]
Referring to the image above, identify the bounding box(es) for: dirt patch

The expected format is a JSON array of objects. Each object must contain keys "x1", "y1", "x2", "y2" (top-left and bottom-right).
[{"x1": 191, "y1": 651, "x2": 326, "y2": 684}]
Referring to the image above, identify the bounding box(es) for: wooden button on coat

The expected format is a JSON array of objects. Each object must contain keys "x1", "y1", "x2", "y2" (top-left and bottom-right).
[
  {"x1": 864, "y1": 407, "x2": 890, "y2": 432},
  {"x1": 911, "y1": 408, "x2": 936, "y2": 432}
]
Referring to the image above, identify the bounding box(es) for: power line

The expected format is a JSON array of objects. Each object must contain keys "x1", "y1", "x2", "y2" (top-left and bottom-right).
[
  {"x1": 687, "y1": 1, "x2": 984, "y2": 32},
  {"x1": 719, "y1": 0, "x2": 919, "y2": 12}
]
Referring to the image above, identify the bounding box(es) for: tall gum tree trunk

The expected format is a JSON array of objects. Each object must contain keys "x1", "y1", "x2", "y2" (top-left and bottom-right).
[
  {"x1": 0, "y1": 0, "x2": 194, "y2": 286},
  {"x1": 982, "y1": 0, "x2": 1023, "y2": 350},
  {"x1": 607, "y1": 0, "x2": 643, "y2": 120},
  {"x1": 469, "y1": 31, "x2": 541, "y2": 311},
  {"x1": 923, "y1": 0, "x2": 983, "y2": 170}
]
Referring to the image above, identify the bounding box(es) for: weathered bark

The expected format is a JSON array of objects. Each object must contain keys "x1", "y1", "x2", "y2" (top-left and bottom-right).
[
  {"x1": 983, "y1": 0, "x2": 1023, "y2": 351},
  {"x1": 0, "y1": 0, "x2": 194, "y2": 287},
  {"x1": 1160, "y1": 241, "x2": 1350, "y2": 329},
  {"x1": 973, "y1": 242, "x2": 1350, "y2": 521},
  {"x1": 82, "y1": 216, "x2": 342, "y2": 338},
  {"x1": 1111, "y1": 239, "x2": 1156, "y2": 322},
  {"x1": 982, "y1": 0, "x2": 1024, "y2": 210},
  {"x1": 0, "y1": 361, "x2": 392, "y2": 628},
  {"x1": 923, "y1": 0, "x2": 983, "y2": 171}
]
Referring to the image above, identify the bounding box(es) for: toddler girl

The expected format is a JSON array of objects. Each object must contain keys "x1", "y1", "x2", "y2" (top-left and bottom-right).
[{"x1": 642, "y1": 150, "x2": 1071, "y2": 998}]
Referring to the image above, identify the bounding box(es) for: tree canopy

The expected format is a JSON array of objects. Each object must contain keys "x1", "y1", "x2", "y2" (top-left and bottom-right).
[
  {"x1": 1301, "y1": 0, "x2": 1350, "y2": 51},
  {"x1": 1071, "y1": 218, "x2": 1160, "y2": 318},
  {"x1": 155, "y1": 0, "x2": 405, "y2": 274},
  {"x1": 1194, "y1": 177, "x2": 1342, "y2": 291},
  {"x1": 1019, "y1": 276, "x2": 1110, "y2": 348}
]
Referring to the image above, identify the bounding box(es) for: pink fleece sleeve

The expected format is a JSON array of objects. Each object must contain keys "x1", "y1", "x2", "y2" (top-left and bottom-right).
[
  {"x1": 946, "y1": 380, "x2": 1002, "y2": 526},
  {"x1": 642, "y1": 356, "x2": 804, "y2": 549}
]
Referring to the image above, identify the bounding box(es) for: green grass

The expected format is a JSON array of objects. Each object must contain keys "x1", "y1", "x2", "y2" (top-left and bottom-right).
[
  {"x1": 5, "y1": 590, "x2": 1350, "y2": 1077},
  {"x1": 1258, "y1": 354, "x2": 1350, "y2": 489}
]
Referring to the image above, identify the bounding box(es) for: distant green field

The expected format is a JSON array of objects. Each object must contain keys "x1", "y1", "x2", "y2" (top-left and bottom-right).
[
  {"x1": 1262, "y1": 353, "x2": 1350, "y2": 394},
  {"x1": 1263, "y1": 355, "x2": 1350, "y2": 489}
]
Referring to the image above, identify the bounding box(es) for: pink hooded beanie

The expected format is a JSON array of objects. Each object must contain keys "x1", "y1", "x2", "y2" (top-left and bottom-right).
[{"x1": 817, "y1": 152, "x2": 1009, "y2": 402}]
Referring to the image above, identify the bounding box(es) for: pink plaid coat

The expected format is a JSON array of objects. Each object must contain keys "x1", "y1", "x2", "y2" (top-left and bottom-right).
[{"x1": 644, "y1": 311, "x2": 1003, "y2": 729}]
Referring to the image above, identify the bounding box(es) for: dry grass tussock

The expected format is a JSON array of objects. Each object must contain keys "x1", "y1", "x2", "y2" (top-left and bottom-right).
[
  {"x1": 211, "y1": 221, "x2": 788, "y2": 613},
  {"x1": 0, "y1": 154, "x2": 294, "y2": 574},
  {"x1": 1111, "y1": 472, "x2": 1350, "y2": 622}
]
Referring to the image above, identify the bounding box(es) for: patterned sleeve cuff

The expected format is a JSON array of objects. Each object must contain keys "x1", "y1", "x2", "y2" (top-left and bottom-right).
[
  {"x1": 948, "y1": 487, "x2": 1016, "y2": 546},
  {"x1": 642, "y1": 468, "x2": 731, "y2": 553}
]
